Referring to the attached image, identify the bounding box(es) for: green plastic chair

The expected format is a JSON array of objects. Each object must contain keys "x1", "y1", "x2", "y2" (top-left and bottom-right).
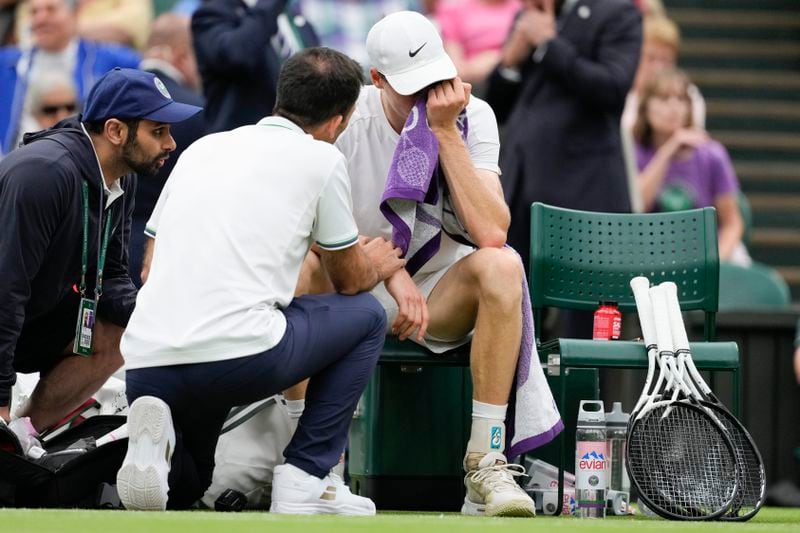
[
  {"x1": 719, "y1": 261, "x2": 791, "y2": 310},
  {"x1": 529, "y1": 202, "x2": 741, "y2": 513}
]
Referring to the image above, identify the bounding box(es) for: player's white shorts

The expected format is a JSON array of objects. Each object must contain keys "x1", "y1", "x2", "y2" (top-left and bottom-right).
[{"x1": 370, "y1": 265, "x2": 473, "y2": 354}]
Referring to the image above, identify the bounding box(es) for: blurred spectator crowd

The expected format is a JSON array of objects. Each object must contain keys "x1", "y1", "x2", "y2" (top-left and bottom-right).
[{"x1": 0, "y1": 0, "x2": 752, "y2": 297}]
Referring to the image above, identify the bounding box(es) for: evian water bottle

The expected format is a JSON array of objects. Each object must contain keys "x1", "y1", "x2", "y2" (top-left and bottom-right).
[{"x1": 575, "y1": 400, "x2": 607, "y2": 518}]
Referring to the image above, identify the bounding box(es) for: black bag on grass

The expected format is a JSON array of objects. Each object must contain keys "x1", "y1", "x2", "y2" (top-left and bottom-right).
[{"x1": 0, "y1": 415, "x2": 127, "y2": 508}]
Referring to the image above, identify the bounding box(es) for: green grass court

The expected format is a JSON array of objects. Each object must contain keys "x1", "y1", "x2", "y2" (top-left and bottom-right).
[{"x1": 4, "y1": 507, "x2": 799, "y2": 533}]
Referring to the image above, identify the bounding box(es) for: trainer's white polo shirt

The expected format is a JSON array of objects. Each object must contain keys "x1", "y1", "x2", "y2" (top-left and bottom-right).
[{"x1": 122, "y1": 117, "x2": 359, "y2": 370}]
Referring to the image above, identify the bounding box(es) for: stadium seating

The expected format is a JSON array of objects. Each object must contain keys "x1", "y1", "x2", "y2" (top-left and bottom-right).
[
  {"x1": 529, "y1": 202, "x2": 741, "y2": 514},
  {"x1": 719, "y1": 261, "x2": 791, "y2": 310}
]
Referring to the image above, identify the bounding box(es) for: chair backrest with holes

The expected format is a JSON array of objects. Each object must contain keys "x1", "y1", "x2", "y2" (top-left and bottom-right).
[{"x1": 529, "y1": 202, "x2": 720, "y2": 340}]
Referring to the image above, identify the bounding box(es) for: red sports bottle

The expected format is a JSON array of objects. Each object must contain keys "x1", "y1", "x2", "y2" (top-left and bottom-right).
[{"x1": 592, "y1": 302, "x2": 621, "y2": 340}]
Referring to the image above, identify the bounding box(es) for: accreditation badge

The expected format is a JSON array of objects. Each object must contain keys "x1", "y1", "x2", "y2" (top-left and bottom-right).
[{"x1": 73, "y1": 297, "x2": 97, "y2": 356}]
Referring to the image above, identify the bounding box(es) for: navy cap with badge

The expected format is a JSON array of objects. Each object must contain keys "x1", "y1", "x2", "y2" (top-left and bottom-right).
[{"x1": 82, "y1": 67, "x2": 202, "y2": 124}]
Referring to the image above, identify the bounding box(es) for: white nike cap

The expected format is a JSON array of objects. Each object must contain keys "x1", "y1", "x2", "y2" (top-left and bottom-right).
[{"x1": 366, "y1": 11, "x2": 457, "y2": 96}]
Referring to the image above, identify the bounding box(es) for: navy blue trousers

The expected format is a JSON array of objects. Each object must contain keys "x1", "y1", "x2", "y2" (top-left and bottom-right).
[{"x1": 125, "y1": 293, "x2": 386, "y2": 509}]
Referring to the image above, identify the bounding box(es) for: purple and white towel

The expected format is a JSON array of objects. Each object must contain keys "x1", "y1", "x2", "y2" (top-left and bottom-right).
[
  {"x1": 509, "y1": 268, "x2": 564, "y2": 457},
  {"x1": 380, "y1": 98, "x2": 563, "y2": 457},
  {"x1": 379, "y1": 98, "x2": 469, "y2": 276}
]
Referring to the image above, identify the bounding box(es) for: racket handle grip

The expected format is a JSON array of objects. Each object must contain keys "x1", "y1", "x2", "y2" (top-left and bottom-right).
[
  {"x1": 630, "y1": 277, "x2": 656, "y2": 348},
  {"x1": 649, "y1": 285, "x2": 674, "y2": 354},
  {"x1": 662, "y1": 282, "x2": 690, "y2": 351}
]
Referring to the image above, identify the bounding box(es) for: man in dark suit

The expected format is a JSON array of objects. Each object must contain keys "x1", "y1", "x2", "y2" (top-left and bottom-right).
[
  {"x1": 132, "y1": 13, "x2": 205, "y2": 286},
  {"x1": 192, "y1": 0, "x2": 319, "y2": 134},
  {"x1": 488, "y1": 0, "x2": 642, "y2": 269}
]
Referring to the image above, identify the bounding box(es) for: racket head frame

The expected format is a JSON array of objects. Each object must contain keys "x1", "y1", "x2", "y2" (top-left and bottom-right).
[{"x1": 661, "y1": 281, "x2": 767, "y2": 521}]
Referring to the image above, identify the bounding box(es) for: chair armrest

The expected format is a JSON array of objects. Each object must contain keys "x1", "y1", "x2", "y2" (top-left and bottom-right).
[{"x1": 556, "y1": 339, "x2": 739, "y2": 370}]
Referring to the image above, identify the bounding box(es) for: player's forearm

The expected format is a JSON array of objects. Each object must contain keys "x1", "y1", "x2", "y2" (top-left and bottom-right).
[{"x1": 434, "y1": 127, "x2": 509, "y2": 248}]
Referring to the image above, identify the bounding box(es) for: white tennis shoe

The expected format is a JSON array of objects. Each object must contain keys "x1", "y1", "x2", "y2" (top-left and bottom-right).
[
  {"x1": 270, "y1": 463, "x2": 376, "y2": 515},
  {"x1": 116, "y1": 396, "x2": 175, "y2": 511},
  {"x1": 462, "y1": 451, "x2": 536, "y2": 517}
]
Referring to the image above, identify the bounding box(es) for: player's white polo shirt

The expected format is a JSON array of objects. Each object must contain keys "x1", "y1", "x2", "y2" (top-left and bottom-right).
[
  {"x1": 335, "y1": 85, "x2": 501, "y2": 277},
  {"x1": 122, "y1": 117, "x2": 359, "y2": 370}
]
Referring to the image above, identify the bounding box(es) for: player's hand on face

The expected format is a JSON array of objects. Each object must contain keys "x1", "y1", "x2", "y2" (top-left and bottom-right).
[
  {"x1": 384, "y1": 269, "x2": 429, "y2": 342},
  {"x1": 426, "y1": 77, "x2": 472, "y2": 132},
  {"x1": 362, "y1": 237, "x2": 405, "y2": 281}
]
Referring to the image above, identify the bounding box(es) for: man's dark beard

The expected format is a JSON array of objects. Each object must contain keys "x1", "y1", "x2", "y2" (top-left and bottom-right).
[{"x1": 122, "y1": 134, "x2": 168, "y2": 177}]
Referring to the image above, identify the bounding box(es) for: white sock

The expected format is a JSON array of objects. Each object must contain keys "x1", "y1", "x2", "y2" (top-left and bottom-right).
[
  {"x1": 466, "y1": 400, "x2": 507, "y2": 455},
  {"x1": 331, "y1": 451, "x2": 345, "y2": 478},
  {"x1": 285, "y1": 399, "x2": 305, "y2": 420},
  {"x1": 285, "y1": 399, "x2": 305, "y2": 433}
]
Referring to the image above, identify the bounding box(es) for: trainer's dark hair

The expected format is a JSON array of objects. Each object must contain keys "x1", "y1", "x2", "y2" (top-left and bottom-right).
[{"x1": 274, "y1": 47, "x2": 364, "y2": 129}]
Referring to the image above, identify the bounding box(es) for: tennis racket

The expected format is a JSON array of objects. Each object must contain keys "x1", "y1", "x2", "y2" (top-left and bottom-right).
[
  {"x1": 628, "y1": 276, "x2": 673, "y2": 519},
  {"x1": 626, "y1": 283, "x2": 738, "y2": 520},
  {"x1": 629, "y1": 277, "x2": 660, "y2": 420},
  {"x1": 662, "y1": 281, "x2": 766, "y2": 521},
  {"x1": 629, "y1": 277, "x2": 684, "y2": 422}
]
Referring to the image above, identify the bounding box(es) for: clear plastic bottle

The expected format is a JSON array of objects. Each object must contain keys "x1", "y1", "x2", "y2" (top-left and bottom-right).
[
  {"x1": 605, "y1": 401, "x2": 630, "y2": 494},
  {"x1": 575, "y1": 400, "x2": 607, "y2": 518}
]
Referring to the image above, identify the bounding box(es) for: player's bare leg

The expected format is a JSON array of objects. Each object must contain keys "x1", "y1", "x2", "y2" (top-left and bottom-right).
[{"x1": 426, "y1": 247, "x2": 534, "y2": 517}]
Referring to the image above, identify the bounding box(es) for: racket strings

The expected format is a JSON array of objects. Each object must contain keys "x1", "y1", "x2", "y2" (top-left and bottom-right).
[
  {"x1": 708, "y1": 408, "x2": 765, "y2": 518},
  {"x1": 628, "y1": 404, "x2": 737, "y2": 518},
  {"x1": 678, "y1": 364, "x2": 765, "y2": 519}
]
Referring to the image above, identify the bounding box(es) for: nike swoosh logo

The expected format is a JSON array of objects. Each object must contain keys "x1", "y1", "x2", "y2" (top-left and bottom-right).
[{"x1": 409, "y1": 43, "x2": 427, "y2": 57}]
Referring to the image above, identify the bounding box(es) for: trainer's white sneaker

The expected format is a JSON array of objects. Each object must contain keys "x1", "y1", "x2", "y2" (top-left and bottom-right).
[
  {"x1": 270, "y1": 463, "x2": 376, "y2": 516},
  {"x1": 116, "y1": 396, "x2": 175, "y2": 511},
  {"x1": 462, "y1": 451, "x2": 536, "y2": 517}
]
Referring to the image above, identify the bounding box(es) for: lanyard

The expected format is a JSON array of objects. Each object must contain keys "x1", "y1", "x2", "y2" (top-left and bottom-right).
[{"x1": 79, "y1": 181, "x2": 114, "y2": 301}]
